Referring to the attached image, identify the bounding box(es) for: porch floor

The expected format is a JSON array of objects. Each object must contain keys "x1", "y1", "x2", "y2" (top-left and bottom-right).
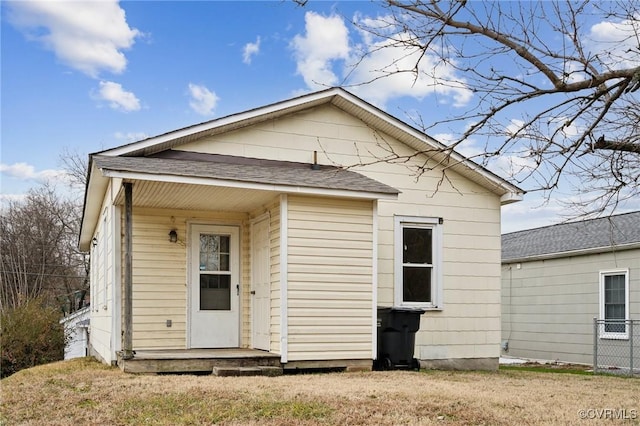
[{"x1": 118, "y1": 348, "x2": 282, "y2": 374}]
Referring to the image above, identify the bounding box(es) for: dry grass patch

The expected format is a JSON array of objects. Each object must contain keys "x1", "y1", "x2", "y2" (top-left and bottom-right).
[{"x1": 2, "y1": 358, "x2": 639, "y2": 425}]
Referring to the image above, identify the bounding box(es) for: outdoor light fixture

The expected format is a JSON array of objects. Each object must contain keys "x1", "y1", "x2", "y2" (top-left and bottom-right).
[
  {"x1": 92, "y1": 237, "x2": 98, "y2": 247},
  {"x1": 168, "y1": 229, "x2": 178, "y2": 243}
]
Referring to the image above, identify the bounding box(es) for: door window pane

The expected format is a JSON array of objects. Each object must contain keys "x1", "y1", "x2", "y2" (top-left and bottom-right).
[
  {"x1": 199, "y1": 234, "x2": 230, "y2": 271},
  {"x1": 199, "y1": 233, "x2": 232, "y2": 310},
  {"x1": 200, "y1": 275, "x2": 231, "y2": 310},
  {"x1": 220, "y1": 254, "x2": 229, "y2": 271}
]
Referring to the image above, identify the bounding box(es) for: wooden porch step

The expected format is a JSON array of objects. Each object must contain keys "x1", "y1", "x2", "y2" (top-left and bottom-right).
[
  {"x1": 213, "y1": 366, "x2": 283, "y2": 377},
  {"x1": 117, "y1": 348, "x2": 282, "y2": 374}
]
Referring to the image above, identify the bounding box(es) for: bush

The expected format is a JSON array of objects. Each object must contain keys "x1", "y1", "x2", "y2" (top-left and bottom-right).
[{"x1": 1, "y1": 298, "x2": 66, "y2": 378}]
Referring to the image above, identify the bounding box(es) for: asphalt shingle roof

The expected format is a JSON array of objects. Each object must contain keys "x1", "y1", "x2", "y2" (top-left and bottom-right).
[
  {"x1": 502, "y1": 211, "x2": 640, "y2": 262},
  {"x1": 93, "y1": 151, "x2": 400, "y2": 196}
]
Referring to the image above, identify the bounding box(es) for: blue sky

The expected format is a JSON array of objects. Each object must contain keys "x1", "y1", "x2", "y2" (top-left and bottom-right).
[{"x1": 1, "y1": 1, "x2": 637, "y2": 233}]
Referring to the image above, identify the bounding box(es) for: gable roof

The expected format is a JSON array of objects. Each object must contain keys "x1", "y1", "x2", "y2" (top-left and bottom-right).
[
  {"x1": 502, "y1": 211, "x2": 640, "y2": 262},
  {"x1": 80, "y1": 87, "x2": 525, "y2": 250},
  {"x1": 94, "y1": 87, "x2": 524, "y2": 203}
]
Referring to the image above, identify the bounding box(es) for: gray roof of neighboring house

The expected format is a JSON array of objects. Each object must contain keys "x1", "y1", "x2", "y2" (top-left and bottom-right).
[
  {"x1": 502, "y1": 211, "x2": 640, "y2": 262},
  {"x1": 93, "y1": 151, "x2": 400, "y2": 196}
]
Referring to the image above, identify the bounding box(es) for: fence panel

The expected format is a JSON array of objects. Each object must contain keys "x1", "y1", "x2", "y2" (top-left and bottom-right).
[{"x1": 593, "y1": 319, "x2": 639, "y2": 376}]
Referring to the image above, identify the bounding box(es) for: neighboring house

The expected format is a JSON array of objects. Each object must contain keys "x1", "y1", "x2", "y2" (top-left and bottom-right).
[
  {"x1": 79, "y1": 87, "x2": 523, "y2": 373},
  {"x1": 501, "y1": 211, "x2": 640, "y2": 365},
  {"x1": 60, "y1": 306, "x2": 90, "y2": 360}
]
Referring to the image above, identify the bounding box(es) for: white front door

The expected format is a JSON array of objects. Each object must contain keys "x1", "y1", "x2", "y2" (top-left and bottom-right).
[
  {"x1": 189, "y1": 224, "x2": 239, "y2": 348},
  {"x1": 251, "y1": 217, "x2": 271, "y2": 351}
]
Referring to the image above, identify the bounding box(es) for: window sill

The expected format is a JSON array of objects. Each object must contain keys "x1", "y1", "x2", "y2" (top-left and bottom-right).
[
  {"x1": 599, "y1": 334, "x2": 629, "y2": 341},
  {"x1": 396, "y1": 303, "x2": 442, "y2": 312}
]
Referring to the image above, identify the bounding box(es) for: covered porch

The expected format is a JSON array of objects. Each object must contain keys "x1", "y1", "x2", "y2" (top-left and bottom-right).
[{"x1": 83, "y1": 151, "x2": 398, "y2": 371}]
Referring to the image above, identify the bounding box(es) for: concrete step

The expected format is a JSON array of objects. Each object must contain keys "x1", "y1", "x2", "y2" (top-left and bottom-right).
[{"x1": 213, "y1": 366, "x2": 283, "y2": 377}]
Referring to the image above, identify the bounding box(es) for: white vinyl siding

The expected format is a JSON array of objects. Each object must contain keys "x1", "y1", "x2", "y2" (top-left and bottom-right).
[
  {"x1": 286, "y1": 196, "x2": 374, "y2": 361},
  {"x1": 102, "y1": 216, "x2": 108, "y2": 309},
  {"x1": 268, "y1": 202, "x2": 282, "y2": 354},
  {"x1": 89, "y1": 182, "x2": 117, "y2": 364},
  {"x1": 502, "y1": 251, "x2": 638, "y2": 364},
  {"x1": 127, "y1": 208, "x2": 248, "y2": 349},
  {"x1": 240, "y1": 220, "x2": 251, "y2": 347},
  {"x1": 375, "y1": 169, "x2": 502, "y2": 361},
  {"x1": 179, "y1": 104, "x2": 504, "y2": 362}
]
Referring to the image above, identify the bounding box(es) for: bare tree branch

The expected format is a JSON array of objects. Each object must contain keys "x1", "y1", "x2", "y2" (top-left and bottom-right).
[
  {"x1": 0, "y1": 185, "x2": 88, "y2": 313},
  {"x1": 594, "y1": 136, "x2": 640, "y2": 154},
  {"x1": 331, "y1": 0, "x2": 640, "y2": 216}
]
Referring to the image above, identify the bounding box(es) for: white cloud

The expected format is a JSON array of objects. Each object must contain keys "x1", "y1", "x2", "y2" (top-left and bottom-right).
[
  {"x1": 0, "y1": 193, "x2": 28, "y2": 205},
  {"x1": 94, "y1": 81, "x2": 141, "y2": 112},
  {"x1": 291, "y1": 12, "x2": 350, "y2": 89},
  {"x1": 457, "y1": 141, "x2": 483, "y2": 160},
  {"x1": 7, "y1": 0, "x2": 140, "y2": 78},
  {"x1": 433, "y1": 133, "x2": 456, "y2": 145},
  {"x1": 486, "y1": 119, "x2": 537, "y2": 179},
  {"x1": 555, "y1": 117, "x2": 581, "y2": 138},
  {"x1": 347, "y1": 27, "x2": 473, "y2": 108},
  {"x1": 505, "y1": 119, "x2": 526, "y2": 137},
  {"x1": 1, "y1": 162, "x2": 36, "y2": 180},
  {"x1": 1, "y1": 162, "x2": 70, "y2": 185},
  {"x1": 290, "y1": 12, "x2": 472, "y2": 108},
  {"x1": 115, "y1": 131, "x2": 149, "y2": 142},
  {"x1": 587, "y1": 17, "x2": 640, "y2": 70},
  {"x1": 243, "y1": 36, "x2": 261, "y2": 65},
  {"x1": 188, "y1": 83, "x2": 219, "y2": 116},
  {"x1": 491, "y1": 154, "x2": 536, "y2": 181}
]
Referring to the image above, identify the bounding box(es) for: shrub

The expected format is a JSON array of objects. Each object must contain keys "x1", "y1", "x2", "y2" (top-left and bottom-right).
[{"x1": 1, "y1": 298, "x2": 66, "y2": 378}]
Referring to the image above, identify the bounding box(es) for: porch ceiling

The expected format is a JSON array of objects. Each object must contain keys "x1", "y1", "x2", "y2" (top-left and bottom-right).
[{"x1": 113, "y1": 179, "x2": 279, "y2": 212}]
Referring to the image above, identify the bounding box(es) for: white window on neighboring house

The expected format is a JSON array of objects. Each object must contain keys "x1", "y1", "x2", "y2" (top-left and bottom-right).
[
  {"x1": 599, "y1": 269, "x2": 630, "y2": 339},
  {"x1": 394, "y1": 216, "x2": 443, "y2": 309}
]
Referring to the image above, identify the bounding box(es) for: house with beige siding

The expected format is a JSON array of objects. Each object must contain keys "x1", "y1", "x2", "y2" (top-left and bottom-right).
[
  {"x1": 79, "y1": 88, "x2": 523, "y2": 373},
  {"x1": 501, "y1": 211, "x2": 640, "y2": 365}
]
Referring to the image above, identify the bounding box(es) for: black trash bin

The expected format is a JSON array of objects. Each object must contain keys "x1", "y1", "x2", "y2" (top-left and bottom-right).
[{"x1": 375, "y1": 307, "x2": 425, "y2": 370}]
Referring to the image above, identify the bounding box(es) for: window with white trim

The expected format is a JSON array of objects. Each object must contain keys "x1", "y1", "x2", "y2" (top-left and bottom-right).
[
  {"x1": 394, "y1": 216, "x2": 443, "y2": 309},
  {"x1": 599, "y1": 269, "x2": 629, "y2": 339}
]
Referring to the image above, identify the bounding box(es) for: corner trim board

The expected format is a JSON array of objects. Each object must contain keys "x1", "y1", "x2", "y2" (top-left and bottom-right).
[
  {"x1": 371, "y1": 200, "x2": 378, "y2": 360},
  {"x1": 279, "y1": 194, "x2": 288, "y2": 363}
]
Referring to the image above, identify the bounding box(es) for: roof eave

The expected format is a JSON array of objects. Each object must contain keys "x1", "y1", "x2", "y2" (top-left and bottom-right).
[
  {"x1": 329, "y1": 90, "x2": 526, "y2": 199},
  {"x1": 78, "y1": 161, "x2": 109, "y2": 251},
  {"x1": 500, "y1": 191, "x2": 524, "y2": 205},
  {"x1": 502, "y1": 241, "x2": 640, "y2": 264},
  {"x1": 101, "y1": 169, "x2": 400, "y2": 201}
]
